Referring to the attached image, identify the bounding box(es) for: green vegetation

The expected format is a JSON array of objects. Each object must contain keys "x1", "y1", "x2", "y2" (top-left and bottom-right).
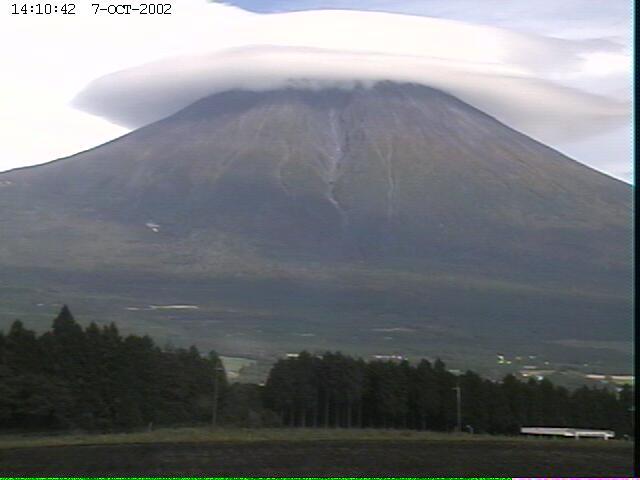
[
  {"x1": 0, "y1": 306, "x2": 226, "y2": 431},
  {"x1": 263, "y1": 352, "x2": 633, "y2": 435},
  {"x1": 1, "y1": 263, "x2": 632, "y2": 380},
  {"x1": 0, "y1": 426, "x2": 629, "y2": 450},
  {"x1": 0, "y1": 307, "x2": 633, "y2": 437}
]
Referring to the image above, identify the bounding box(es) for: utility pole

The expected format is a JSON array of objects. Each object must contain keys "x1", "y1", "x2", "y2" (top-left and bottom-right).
[
  {"x1": 211, "y1": 359, "x2": 224, "y2": 429},
  {"x1": 453, "y1": 381, "x2": 462, "y2": 433}
]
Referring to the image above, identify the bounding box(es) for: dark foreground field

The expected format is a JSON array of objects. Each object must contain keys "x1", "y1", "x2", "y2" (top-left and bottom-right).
[{"x1": 0, "y1": 433, "x2": 633, "y2": 476}]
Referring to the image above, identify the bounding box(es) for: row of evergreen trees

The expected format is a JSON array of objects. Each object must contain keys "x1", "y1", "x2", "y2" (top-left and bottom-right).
[
  {"x1": 0, "y1": 307, "x2": 633, "y2": 436},
  {"x1": 0, "y1": 306, "x2": 225, "y2": 431},
  {"x1": 263, "y1": 352, "x2": 633, "y2": 435}
]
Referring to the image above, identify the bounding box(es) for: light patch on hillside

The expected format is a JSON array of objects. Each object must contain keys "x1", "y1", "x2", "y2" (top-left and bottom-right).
[
  {"x1": 125, "y1": 305, "x2": 201, "y2": 311},
  {"x1": 372, "y1": 327, "x2": 416, "y2": 333}
]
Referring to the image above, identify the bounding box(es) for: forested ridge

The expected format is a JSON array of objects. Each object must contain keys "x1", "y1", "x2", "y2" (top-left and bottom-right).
[
  {"x1": 264, "y1": 352, "x2": 633, "y2": 436},
  {"x1": 0, "y1": 307, "x2": 633, "y2": 436},
  {"x1": 0, "y1": 306, "x2": 225, "y2": 431}
]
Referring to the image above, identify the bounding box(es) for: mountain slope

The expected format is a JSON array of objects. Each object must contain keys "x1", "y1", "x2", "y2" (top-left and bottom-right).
[{"x1": 0, "y1": 82, "x2": 631, "y2": 373}]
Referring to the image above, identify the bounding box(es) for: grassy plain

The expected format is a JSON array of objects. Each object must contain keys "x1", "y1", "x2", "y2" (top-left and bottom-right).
[
  {"x1": 0, "y1": 427, "x2": 633, "y2": 476},
  {"x1": 1, "y1": 262, "x2": 633, "y2": 386},
  {"x1": 0, "y1": 426, "x2": 580, "y2": 449}
]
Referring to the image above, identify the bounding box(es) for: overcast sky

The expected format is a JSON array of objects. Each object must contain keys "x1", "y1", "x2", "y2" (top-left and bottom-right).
[{"x1": 0, "y1": 0, "x2": 632, "y2": 181}]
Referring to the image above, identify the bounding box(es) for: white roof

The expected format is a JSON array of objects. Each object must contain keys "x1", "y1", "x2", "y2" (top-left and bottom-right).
[{"x1": 521, "y1": 427, "x2": 614, "y2": 438}]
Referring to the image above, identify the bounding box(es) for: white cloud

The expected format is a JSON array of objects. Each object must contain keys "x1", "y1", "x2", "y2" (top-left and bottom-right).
[
  {"x1": 0, "y1": 1, "x2": 632, "y2": 181},
  {"x1": 0, "y1": 0, "x2": 246, "y2": 171},
  {"x1": 73, "y1": 45, "x2": 629, "y2": 146}
]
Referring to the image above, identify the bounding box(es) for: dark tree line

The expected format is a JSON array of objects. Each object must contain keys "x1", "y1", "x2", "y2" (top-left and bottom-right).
[
  {"x1": 0, "y1": 307, "x2": 634, "y2": 437},
  {"x1": 263, "y1": 352, "x2": 634, "y2": 436},
  {"x1": 0, "y1": 306, "x2": 226, "y2": 431}
]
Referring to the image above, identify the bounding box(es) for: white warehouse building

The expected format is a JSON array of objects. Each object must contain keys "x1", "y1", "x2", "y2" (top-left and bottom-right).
[{"x1": 521, "y1": 427, "x2": 615, "y2": 440}]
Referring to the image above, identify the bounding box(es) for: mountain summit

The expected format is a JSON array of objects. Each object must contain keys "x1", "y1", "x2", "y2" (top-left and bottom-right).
[{"x1": 0, "y1": 82, "x2": 631, "y2": 373}]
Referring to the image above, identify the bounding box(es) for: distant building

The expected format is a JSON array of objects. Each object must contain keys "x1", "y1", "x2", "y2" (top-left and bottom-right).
[
  {"x1": 521, "y1": 427, "x2": 614, "y2": 440},
  {"x1": 372, "y1": 354, "x2": 406, "y2": 362},
  {"x1": 519, "y1": 369, "x2": 554, "y2": 379},
  {"x1": 585, "y1": 374, "x2": 633, "y2": 385}
]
